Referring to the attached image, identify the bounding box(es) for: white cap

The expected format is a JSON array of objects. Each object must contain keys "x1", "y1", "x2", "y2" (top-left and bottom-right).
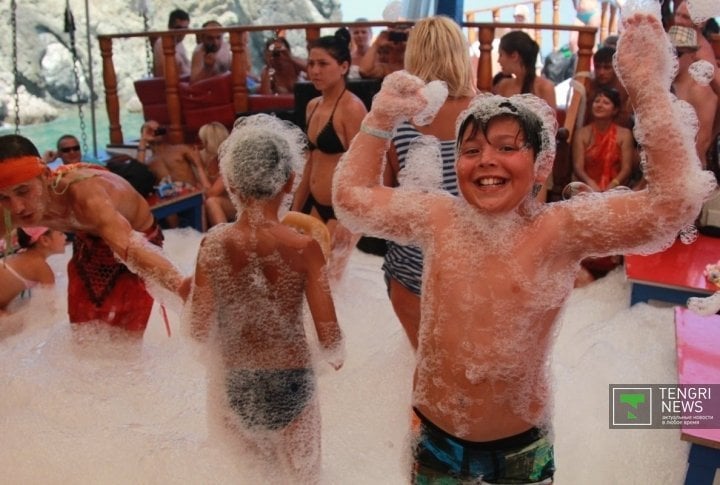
[
  {"x1": 382, "y1": 1, "x2": 403, "y2": 21},
  {"x1": 514, "y1": 4, "x2": 530, "y2": 20}
]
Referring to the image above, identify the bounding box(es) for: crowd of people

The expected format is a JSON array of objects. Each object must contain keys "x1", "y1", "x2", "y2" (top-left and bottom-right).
[{"x1": 1, "y1": 3, "x2": 719, "y2": 483}]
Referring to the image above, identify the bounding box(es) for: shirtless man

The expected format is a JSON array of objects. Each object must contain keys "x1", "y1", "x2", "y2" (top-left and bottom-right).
[
  {"x1": 153, "y1": 9, "x2": 191, "y2": 79},
  {"x1": 349, "y1": 19, "x2": 372, "y2": 66},
  {"x1": 674, "y1": 0, "x2": 720, "y2": 89},
  {"x1": 669, "y1": 25, "x2": 717, "y2": 168},
  {"x1": 137, "y1": 120, "x2": 210, "y2": 190},
  {"x1": 0, "y1": 135, "x2": 184, "y2": 335},
  {"x1": 189, "y1": 20, "x2": 232, "y2": 84},
  {"x1": 333, "y1": 14, "x2": 714, "y2": 482}
]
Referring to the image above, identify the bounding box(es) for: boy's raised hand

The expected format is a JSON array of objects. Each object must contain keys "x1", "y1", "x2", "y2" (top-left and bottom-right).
[
  {"x1": 365, "y1": 70, "x2": 431, "y2": 129},
  {"x1": 616, "y1": 14, "x2": 675, "y2": 102}
]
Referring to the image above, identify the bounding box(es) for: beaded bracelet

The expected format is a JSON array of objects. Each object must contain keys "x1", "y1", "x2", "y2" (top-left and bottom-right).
[{"x1": 360, "y1": 123, "x2": 392, "y2": 140}]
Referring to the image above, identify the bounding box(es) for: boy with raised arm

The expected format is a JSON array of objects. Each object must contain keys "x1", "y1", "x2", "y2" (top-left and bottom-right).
[
  {"x1": 333, "y1": 13, "x2": 715, "y2": 483},
  {"x1": 186, "y1": 114, "x2": 344, "y2": 484}
]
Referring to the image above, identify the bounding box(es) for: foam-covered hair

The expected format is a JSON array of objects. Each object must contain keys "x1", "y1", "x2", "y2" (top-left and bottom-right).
[
  {"x1": 218, "y1": 114, "x2": 306, "y2": 199},
  {"x1": 456, "y1": 93, "x2": 557, "y2": 179}
]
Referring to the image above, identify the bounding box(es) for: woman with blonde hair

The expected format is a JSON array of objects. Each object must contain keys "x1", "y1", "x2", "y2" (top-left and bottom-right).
[
  {"x1": 197, "y1": 122, "x2": 234, "y2": 227},
  {"x1": 381, "y1": 15, "x2": 476, "y2": 349}
]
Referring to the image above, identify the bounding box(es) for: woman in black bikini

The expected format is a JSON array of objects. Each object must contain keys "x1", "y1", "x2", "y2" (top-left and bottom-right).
[{"x1": 292, "y1": 28, "x2": 367, "y2": 280}]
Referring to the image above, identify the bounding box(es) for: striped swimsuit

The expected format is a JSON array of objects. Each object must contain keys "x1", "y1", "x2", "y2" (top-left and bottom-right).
[{"x1": 381, "y1": 122, "x2": 459, "y2": 295}]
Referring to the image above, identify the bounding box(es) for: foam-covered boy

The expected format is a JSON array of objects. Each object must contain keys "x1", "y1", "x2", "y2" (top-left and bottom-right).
[
  {"x1": 333, "y1": 12, "x2": 715, "y2": 483},
  {"x1": 186, "y1": 114, "x2": 344, "y2": 483}
]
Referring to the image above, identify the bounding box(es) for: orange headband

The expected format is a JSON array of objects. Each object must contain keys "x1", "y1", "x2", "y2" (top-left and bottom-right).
[{"x1": 0, "y1": 156, "x2": 45, "y2": 190}]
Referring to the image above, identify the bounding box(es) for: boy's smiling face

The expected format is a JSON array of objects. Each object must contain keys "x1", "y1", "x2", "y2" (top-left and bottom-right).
[{"x1": 455, "y1": 116, "x2": 535, "y2": 214}]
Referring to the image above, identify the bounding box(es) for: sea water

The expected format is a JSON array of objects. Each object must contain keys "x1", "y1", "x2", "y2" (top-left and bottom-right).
[{"x1": 0, "y1": 108, "x2": 144, "y2": 161}]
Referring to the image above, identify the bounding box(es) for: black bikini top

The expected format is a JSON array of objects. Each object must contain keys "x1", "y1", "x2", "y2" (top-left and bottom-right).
[{"x1": 306, "y1": 89, "x2": 346, "y2": 154}]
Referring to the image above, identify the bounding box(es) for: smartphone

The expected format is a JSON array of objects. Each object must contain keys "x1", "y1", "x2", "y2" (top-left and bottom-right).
[{"x1": 154, "y1": 127, "x2": 167, "y2": 136}]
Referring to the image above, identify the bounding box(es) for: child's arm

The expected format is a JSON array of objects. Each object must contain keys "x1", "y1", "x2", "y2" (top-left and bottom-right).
[
  {"x1": 559, "y1": 14, "x2": 716, "y2": 257},
  {"x1": 332, "y1": 71, "x2": 445, "y2": 243},
  {"x1": 187, "y1": 240, "x2": 214, "y2": 341},
  {"x1": 303, "y1": 239, "x2": 344, "y2": 369}
]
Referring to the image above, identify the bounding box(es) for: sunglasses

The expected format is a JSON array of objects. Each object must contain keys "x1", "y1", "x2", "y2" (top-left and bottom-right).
[{"x1": 60, "y1": 145, "x2": 81, "y2": 153}]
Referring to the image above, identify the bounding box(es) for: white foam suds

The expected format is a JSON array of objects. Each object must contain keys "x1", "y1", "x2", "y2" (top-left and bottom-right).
[
  {"x1": 0, "y1": 229, "x2": 698, "y2": 483},
  {"x1": 687, "y1": 0, "x2": 720, "y2": 24},
  {"x1": 688, "y1": 60, "x2": 716, "y2": 86}
]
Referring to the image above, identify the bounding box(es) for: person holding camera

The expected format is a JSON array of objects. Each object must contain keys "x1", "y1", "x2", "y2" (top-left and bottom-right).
[
  {"x1": 137, "y1": 120, "x2": 210, "y2": 193},
  {"x1": 259, "y1": 37, "x2": 307, "y2": 95},
  {"x1": 190, "y1": 20, "x2": 232, "y2": 84},
  {"x1": 357, "y1": 26, "x2": 408, "y2": 79}
]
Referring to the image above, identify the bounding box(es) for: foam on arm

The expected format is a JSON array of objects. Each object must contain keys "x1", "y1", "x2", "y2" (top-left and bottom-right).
[
  {"x1": 561, "y1": 13, "x2": 716, "y2": 258},
  {"x1": 332, "y1": 71, "x2": 445, "y2": 244}
]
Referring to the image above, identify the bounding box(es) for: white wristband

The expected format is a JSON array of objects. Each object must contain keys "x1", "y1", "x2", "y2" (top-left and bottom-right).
[{"x1": 360, "y1": 123, "x2": 392, "y2": 140}]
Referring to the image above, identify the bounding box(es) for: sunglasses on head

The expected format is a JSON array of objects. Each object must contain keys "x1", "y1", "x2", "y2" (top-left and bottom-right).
[{"x1": 60, "y1": 145, "x2": 81, "y2": 153}]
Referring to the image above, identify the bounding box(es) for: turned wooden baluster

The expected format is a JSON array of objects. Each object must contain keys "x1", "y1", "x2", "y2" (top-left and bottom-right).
[
  {"x1": 466, "y1": 12, "x2": 477, "y2": 45},
  {"x1": 305, "y1": 26, "x2": 321, "y2": 52},
  {"x1": 99, "y1": 37, "x2": 123, "y2": 145},
  {"x1": 564, "y1": 28, "x2": 596, "y2": 141},
  {"x1": 476, "y1": 25, "x2": 496, "y2": 93},
  {"x1": 552, "y1": 0, "x2": 560, "y2": 51},
  {"x1": 229, "y1": 30, "x2": 249, "y2": 115},
  {"x1": 161, "y1": 35, "x2": 183, "y2": 144},
  {"x1": 533, "y1": 1, "x2": 542, "y2": 50}
]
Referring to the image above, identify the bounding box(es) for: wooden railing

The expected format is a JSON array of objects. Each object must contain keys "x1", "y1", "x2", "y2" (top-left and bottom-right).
[
  {"x1": 465, "y1": 0, "x2": 620, "y2": 50},
  {"x1": 465, "y1": 0, "x2": 560, "y2": 51},
  {"x1": 98, "y1": 21, "x2": 598, "y2": 146},
  {"x1": 467, "y1": 21, "x2": 596, "y2": 141}
]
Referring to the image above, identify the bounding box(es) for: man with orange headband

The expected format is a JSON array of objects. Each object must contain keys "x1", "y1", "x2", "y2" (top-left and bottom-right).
[{"x1": 0, "y1": 134, "x2": 185, "y2": 335}]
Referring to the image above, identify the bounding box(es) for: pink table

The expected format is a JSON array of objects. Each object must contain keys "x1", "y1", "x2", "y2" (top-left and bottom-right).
[{"x1": 675, "y1": 307, "x2": 720, "y2": 484}]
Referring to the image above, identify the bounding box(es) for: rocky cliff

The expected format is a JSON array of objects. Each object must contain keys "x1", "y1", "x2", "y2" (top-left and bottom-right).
[{"x1": 0, "y1": 0, "x2": 340, "y2": 126}]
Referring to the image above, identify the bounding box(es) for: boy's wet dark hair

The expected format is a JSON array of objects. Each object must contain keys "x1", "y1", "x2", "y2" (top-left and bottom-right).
[
  {"x1": 454, "y1": 94, "x2": 557, "y2": 177},
  {"x1": 457, "y1": 104, "x2": 543, "y2": 157}
]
